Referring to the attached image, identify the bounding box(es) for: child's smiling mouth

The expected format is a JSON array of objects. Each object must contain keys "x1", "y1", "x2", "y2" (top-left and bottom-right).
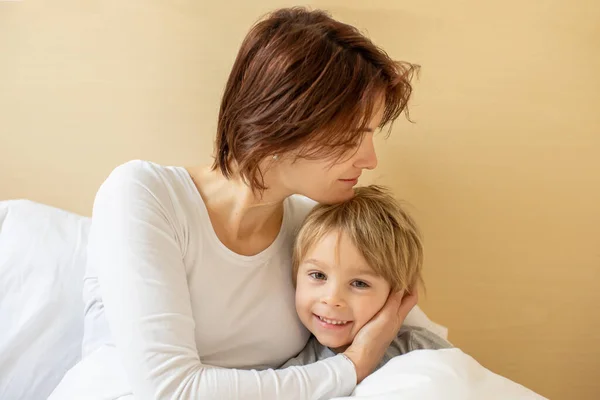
[{"x1": 313, "y1": 313, "x2": 352, "y2": 328}]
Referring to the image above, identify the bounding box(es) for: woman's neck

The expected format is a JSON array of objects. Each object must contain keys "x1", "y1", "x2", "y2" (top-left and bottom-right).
[{"x1": 187, "y1": 165, "x2": 289, "y2": 249}]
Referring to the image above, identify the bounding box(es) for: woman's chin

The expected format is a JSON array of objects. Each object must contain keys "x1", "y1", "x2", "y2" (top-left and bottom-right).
[{"x1": 307, "y1": 190, "x2": 355, "y2": 205}]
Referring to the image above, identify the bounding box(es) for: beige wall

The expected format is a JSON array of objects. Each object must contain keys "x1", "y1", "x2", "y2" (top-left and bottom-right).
[{"x1": 1, "y1": 1, "x2": 599, "y2": 399}]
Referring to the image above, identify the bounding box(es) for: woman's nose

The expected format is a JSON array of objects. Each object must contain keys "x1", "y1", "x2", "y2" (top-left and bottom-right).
[{"x1": 353, "y1": 133, "x2": 378, "y2": 170}]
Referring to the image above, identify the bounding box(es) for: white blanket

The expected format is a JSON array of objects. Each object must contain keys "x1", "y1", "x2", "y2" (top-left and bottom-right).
[{"x1": 333, "y1": 349, "x2": 547, "y2": 400}]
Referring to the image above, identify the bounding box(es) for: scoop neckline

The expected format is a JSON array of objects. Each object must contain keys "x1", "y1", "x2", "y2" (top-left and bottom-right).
[{"x1": 178, "y1": 167, "x2": 290, "y2": 264}]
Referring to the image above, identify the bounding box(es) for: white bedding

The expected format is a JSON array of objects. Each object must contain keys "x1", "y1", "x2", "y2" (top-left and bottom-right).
[
  {"x1": 0, "y1": 200, "x2": 90, "y2": 400},
  {"x1": 0, "y1": 199, "x2": 544, "y2": 400},
  {"x1": 333, "y1": 349, "x2": 547, "y2": 400}
]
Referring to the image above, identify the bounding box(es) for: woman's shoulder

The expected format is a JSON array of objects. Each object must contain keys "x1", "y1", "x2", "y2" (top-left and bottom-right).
[
  {"x1": 96, "y1": 160, "x2": 198, "y2": 216},
  {"x1": 103, "y1": 159, "x2": 183, "y2": 186},
  {"x1": 100, "y1": 160, "x2": 192, "y2": 194}
]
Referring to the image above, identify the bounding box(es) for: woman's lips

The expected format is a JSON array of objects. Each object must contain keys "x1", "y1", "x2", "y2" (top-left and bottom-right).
[{"x1": 339, "y1": 177, "x2": 359, "y2": 185}]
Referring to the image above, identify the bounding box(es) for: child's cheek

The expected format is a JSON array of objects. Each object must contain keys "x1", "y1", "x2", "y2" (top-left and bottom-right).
[
  {"x1": 350, "y1": 320, "x2": 366, "y2": 341},
  {"x1": 351, "y1": 300, "x2": 380, "y2": 335},
  {"x1": 294, "y1": 287, "x2": 312, "y2": 328}
]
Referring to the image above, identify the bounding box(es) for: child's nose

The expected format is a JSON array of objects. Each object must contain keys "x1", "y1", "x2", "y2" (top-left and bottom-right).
[{"x1": 320, "y1": 287, "x2": 345, "y2": 308}]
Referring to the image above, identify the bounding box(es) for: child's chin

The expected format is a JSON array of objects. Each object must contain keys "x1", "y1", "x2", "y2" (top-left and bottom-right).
[{"x1": 316, "y1": 336, "x2": 350, "y2": 352}]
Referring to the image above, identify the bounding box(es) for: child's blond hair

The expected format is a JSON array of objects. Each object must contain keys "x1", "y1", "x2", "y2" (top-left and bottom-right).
[{"x1": 293, "y1": 185, "x2": 423, "y2": 293}]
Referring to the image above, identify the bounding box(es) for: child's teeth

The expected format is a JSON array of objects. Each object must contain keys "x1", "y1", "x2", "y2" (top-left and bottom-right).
[{"x1": 319, "y1": 316, "x2": 347, "y2": 325}]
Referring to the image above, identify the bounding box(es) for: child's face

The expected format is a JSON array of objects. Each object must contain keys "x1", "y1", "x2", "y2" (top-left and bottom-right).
[{"x1": 295, "y1": 230, "x2": 391, "y2": 351}]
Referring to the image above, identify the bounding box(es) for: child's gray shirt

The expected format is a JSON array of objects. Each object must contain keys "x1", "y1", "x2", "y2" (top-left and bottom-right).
[{"x1": 280, "y1": 325, "x2": 452, "y2": 371}]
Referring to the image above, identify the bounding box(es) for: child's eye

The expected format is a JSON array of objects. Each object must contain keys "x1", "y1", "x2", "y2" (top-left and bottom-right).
[
  {"x1": 309, "y1": 272, "x2": 327, "y2": 281},
  {"x1": 351, "y1": 280, "x2": 370, "y2": 289}
]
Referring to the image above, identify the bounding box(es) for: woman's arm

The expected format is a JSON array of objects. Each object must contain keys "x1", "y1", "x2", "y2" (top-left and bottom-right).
[
  {"x1": 90, "y1": 162, "x2": 356, "y2": 400},
  {"x1": 344, "y1": 290, "x2": 419, "y2": 382}
]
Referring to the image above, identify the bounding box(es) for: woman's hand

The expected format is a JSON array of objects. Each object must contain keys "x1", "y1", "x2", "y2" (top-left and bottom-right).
[{"x1": 343, "y1": 288, "x2": 418, "y2": 382}]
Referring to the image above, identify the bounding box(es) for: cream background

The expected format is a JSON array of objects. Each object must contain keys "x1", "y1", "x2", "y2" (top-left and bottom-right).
[{"x1": 1, "y1": 1, "x2": 599, "y2": 399}]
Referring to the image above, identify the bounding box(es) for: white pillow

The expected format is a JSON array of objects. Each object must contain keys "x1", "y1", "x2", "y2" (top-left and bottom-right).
[
  {"x1": 0, "y1": 200, "x2": 90, "y2": 400},
  {"x1": 333, "y1": 349, "x2": 547, "y2": 400},
  {"x1": 405, "y1": 304, "x2": 448, "y2": 340}
]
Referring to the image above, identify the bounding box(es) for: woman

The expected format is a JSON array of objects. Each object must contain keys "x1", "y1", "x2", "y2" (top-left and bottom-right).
[{"x1": 51, "y1": 7, "x2": 420, "y2": 400}]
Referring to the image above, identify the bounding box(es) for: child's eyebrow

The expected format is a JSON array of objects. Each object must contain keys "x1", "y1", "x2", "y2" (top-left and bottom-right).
[
  {"x1": 346, "y1": 266, "x2": 379, "y2": 278},
  {"x1": 303, "y1": 258, "x2": 329, "y2": 269}
]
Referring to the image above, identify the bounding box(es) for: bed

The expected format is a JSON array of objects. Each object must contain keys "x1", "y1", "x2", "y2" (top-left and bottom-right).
[{"x1": 0, "y1": 199, "x2": 546, "y2": 400}]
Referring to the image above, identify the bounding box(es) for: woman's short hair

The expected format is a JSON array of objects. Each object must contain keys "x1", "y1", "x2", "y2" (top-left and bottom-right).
[{"x1": 213, "y1": 7, "x2": 419, "y2": 190}]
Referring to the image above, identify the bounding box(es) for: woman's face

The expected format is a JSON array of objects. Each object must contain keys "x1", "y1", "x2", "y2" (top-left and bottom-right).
[{"x1": 272, "y1": 98, "x2": 386, "y2": 204}]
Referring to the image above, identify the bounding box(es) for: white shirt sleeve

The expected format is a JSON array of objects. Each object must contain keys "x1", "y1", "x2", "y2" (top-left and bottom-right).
[{"x1": 89, "y1": 162, "x2": 357, "y2": 400}]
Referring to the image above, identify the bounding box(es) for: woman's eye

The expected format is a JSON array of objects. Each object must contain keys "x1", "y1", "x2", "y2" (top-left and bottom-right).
[
  {"x1": 351, "y1": 280, "x2": 370, "y2": 288},
  {"x1": 309, "y1": 272, "x2": 326, "y2": 280}
]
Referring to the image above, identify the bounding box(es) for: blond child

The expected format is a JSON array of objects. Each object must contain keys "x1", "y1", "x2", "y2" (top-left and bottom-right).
[{"x1": 282, "y1": 185, "x2": 451, "y2": 370}]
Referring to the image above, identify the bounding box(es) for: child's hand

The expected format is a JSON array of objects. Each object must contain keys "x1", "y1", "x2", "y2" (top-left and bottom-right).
[{"x1": 343, "y1": 288, "x2": 418, "y2": 383}]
